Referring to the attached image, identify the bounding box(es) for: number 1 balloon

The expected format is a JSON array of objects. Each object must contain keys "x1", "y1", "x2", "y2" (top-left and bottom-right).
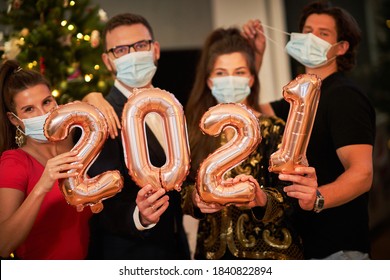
[
  {"x1": 122, "y1": 88, "x2": 190, "y2": 192},
  {"x1": 44, "y1": 101, "x2": 124, "y2": 213},
  {"x1": 196, "y1": 103, "x2": 261, "y2": 205},
  {"x1": 269, "y1": 73, "x2": 321, "y2": 173}
]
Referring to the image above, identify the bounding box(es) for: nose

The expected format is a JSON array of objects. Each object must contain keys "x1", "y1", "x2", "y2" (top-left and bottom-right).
[
  {"x1": 37, "y1": 107, "x2": 49, "y2": 116},
  {"x1": 311, "y1": 31, "x2": 320, "y2": 38}
]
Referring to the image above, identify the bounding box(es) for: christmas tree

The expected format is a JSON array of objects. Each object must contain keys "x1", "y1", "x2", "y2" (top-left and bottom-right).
[{"x1": 0, "y1": 0, "x2": 113, "y2": 104}]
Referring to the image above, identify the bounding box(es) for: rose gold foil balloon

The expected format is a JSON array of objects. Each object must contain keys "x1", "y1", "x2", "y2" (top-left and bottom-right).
[
  {"x1": 122, "y1": 88, "x2": 190, "y2": 192},
  {"x1": 44, "y1": 101, "x2": 124, "y2": 213},
  {"x1": 196, "y1": 103, "x2": 261, "y2": 205},
  {"x1": 269, "y1": 73, "x2": 321, "y2": 173}
]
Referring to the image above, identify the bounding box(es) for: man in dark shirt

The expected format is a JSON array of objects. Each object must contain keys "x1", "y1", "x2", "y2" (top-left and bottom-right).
[{"x1": 243, "y1": 1, "x2": 375, "y2": 259}]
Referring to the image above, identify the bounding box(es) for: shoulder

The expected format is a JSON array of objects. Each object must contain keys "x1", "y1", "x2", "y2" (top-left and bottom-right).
[
  {"x1": 1, "y1": 149, "x2": 29, "y2": 163},
  {"x1": 322, "y1": 73, "x2": 375, "y2": 115},
  {"x1": 323, "y1": 73, "x2": 370, "y2": 101},
  {"x1": 0, "y1": 149, "x2": 30, "y2": 191}
]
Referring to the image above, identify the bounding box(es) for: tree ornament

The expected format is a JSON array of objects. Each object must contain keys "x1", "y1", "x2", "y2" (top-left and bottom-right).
[
  {"x1": 13, "y1": 0, "x2": 23, "y2": 9},
  {"x1": 39, "y1": 56, "x2": 45, "y2": 75},
  {"x1": 90, "y1": 30, "x2": 100, "y2": 48}
]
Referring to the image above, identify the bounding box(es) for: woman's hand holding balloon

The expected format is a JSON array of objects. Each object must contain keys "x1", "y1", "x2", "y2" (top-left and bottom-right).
[
  {"x1": 37, "y1": 150, "x2": 81, "y2": 194},
  {"x1": 192, "y1": 188, "x2": 224, "y2": 214},
  {"x1": 231, "y1": 175, "x2": 268, "y2": 208}
]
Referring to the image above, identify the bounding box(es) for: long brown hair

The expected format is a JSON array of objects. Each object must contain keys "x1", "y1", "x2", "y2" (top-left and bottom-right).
[
  {"x1": 185, "y1": 27, "x2": 260, "y2": 179},
  {"x1": 0, "y1": 60, "x2": 50, "y2": 155}
]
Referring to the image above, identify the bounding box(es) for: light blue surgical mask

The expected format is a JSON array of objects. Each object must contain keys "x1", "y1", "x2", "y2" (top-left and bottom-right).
[
  {"x1": 249, "y1": 24, "x2": 340, "y2": 69},
  {"x1": 285, "y1": 32, "x2": 337, "y2": 68},
  {"x1": 114, "y1": 50, "x2": 157, "y2": 88},
  {"x1": 210, "y1": 76, "x2": 251, "y2": 104},
  {"x1": 12, "y1": 112, "x2": 50, "y2": 142}
]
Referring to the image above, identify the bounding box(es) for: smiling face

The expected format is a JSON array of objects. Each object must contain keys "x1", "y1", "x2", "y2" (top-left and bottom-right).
[{"x1": 7, "y1": 84, "x2": 57, "y2": 129}]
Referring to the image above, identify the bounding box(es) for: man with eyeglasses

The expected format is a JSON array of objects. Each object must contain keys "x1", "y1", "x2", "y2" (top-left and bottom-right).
[{"x1": 84, "y1": 13, "x2": 190, "y2": 260}]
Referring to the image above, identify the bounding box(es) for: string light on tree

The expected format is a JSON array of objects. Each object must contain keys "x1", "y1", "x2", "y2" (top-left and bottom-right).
[{"x1": 0, "y1": 0, "x2": 113, "y2": 103}]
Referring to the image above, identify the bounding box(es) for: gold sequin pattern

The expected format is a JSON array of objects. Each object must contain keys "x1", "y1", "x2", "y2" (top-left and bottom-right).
[{"x1": 182, "y1": 115, "x2": 304, "y2": 259}]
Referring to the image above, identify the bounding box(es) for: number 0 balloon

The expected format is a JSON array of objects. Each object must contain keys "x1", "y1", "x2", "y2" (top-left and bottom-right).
[
  {"x1": 269, "y1": 73, "x2": 321, "y2": 173},
  {"x1": 122, "y1": 88, "x2": 190, "y2": 192},
  {"x1": 44, "y1": 101, "x2": 124, "y2": 213}
]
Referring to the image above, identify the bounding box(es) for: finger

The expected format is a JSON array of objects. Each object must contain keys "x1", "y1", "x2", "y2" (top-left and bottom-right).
[
  {"x1": 111, "y1": 110, "x2": 121, "y2": 129},
  {"x1": 247, "y1": 19, "x2": 257, "y2": 35},
  {"x1": 197, "y1": 200, "x2": 223, "y2": 212},
  {"x1": 194, "y1": 193, "x2": 204, "y2": 204},
  {"x1": 56, "y1": 171, "x2": 79, "y2": 179},
  {"x1": 47, "y1": 153, "x2": 79, "y2": 168},
  {"x1": 150, "y1": 194, "x2": 169, "y2": 210},
  {"x1": 279, "y1": 173, "x2": 310, "y2": 185},
  {"x1": 284, "y1": 166, "x2": 315, "y2": 176},
  {"x1": 284, "y1": 185, "x2": 316, "y2": 199},
  {"x1": 285, "y1": 188, "x2": 312, "y2": 198},
  {"x1": 151, "y1": 200, "x2": 169, "y2": 217},
  {"x1": 108, "y1": 123, "x2": 117, "y2": 139},
  {"x1": 147, "y1": 188, "x2": 166, "y2": 204},
  {"x1": 242, "y1": 20, "x2": 256, "y2": 38},
  {"x1": 241, "y1": 25, "x2": 252, "y2": 39},
  {"x1": 256, "y1": 21, "x2": 264, "y2": 33},
  {"x1": 138, "y1": 184, "x2": 155, "y2": 198},
  {"x1": 58, "y1": 163, "x2": 83, "y2": 172},
  {"x1": 144, "y1": 200, "x2": 169, "y2": 224},
  {"x1": 55, "y1": 150, "x2": 79, "y2": 160},
  {"x1": 199, "y1": 208, "x2": 221, "y2": 214},
  {"x1": 105, "y1": 115, "x2": 117, "y2": 139},
  {"x1": 136, "y1": 185, "x2": 155, "y2": 205}
]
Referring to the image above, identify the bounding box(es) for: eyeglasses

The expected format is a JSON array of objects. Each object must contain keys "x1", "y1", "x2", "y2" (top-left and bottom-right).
[{"x1": 106, "y1": 40, "x2": 154, "y2": 58}]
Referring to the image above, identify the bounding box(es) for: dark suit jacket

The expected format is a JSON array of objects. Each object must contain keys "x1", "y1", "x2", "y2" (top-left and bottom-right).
[{"x1": 87, "y1": 86, "x2": 190, "y2": 260}]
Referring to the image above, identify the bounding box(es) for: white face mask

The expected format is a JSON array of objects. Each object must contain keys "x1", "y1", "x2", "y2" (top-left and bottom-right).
[
  {"x1": 113, "y1": 50, "x2": 157, "y2": 88},
  {"x1": 210, "y1": 76, "x2": 251, "y2": 104},
  {"x1": 285, "y1": 32, "x2": 337, "y2": 68},
  {"x1": 12, "y1": 112, "x2": 50, "y2": 142}
]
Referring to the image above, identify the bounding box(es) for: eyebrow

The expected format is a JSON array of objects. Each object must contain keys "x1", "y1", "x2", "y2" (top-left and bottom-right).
[
  {"x1": 19, "y1": 104, "x2": 32, "y2": 111},
  {"x1": 303, "y1": 26, "x2": 334, "y2": 33},
  {"x1": 19, "y1": 96, "x2": 53, "y2": 111},
  {"x1": 213, "y1": 66, "x2": 248, "y2": 71}
]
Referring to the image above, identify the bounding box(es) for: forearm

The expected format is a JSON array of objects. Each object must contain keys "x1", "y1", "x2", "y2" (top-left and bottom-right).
[
  {"x1": 0, "y1": 189, "x2": 46, "y2": 257},
  {"x1": 320, "y1": 144, "x2": 374, "y2": 209},
  {"x1": 319, "y1": 167, "x2": 372, "y2": 209}
]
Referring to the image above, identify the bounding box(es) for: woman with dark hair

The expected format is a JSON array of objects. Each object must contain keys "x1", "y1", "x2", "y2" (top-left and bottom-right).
[
  {"x1": 0, "y1": 60, "x2": 92, "y2": 259},
  {"x1": 182, "y1": 27, "x2": 318, "y2": 260}
]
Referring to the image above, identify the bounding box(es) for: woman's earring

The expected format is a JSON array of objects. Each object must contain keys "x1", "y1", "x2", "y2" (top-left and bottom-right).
[{"x1": 15, "y1": 126, "x2": 26, "y2": 147}]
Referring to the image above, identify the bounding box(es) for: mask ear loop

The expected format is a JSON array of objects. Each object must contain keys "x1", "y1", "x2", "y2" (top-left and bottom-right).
[
  {"x1": 257, "y1": 23, "x2": 292, "y2": 52},
  {"x1": 10, "y1": 112, "x2": 26, "y2": 146}
]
